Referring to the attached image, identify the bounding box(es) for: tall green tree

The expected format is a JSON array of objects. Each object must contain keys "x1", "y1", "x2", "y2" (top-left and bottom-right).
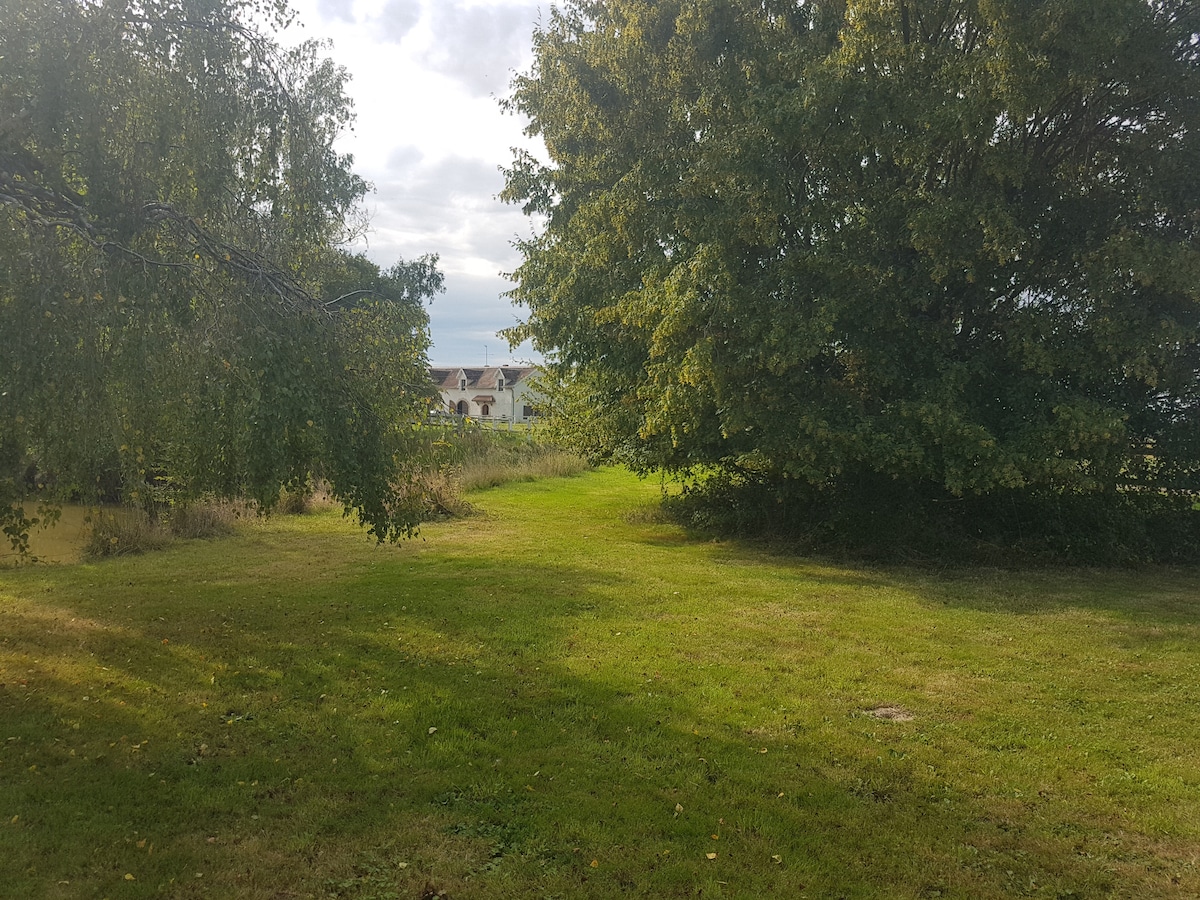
[
  {"x1": 504, "y1": 0, "x2": 1200, "y2": 544},
  {"x1": 1, "y1": 0, "x2": 441, "y2": 551}
]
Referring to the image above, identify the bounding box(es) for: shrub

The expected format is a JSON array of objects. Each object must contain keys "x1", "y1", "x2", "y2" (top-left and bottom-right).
[
  {"x1": 277, "y1": 484, "x2": 313, "y2": 515},
  {"x1": 393, "y1": 467, "x2": 474, "y2": 519},
  {"x1": 167, "y1": 501, "x2": 240, "y2": 539},
  {"x1": 663, "y1": 468, "x2": 1200, "y2": 566},
  {"x1": 83, "y1": 510, "x2": 172, "y2": 558}
]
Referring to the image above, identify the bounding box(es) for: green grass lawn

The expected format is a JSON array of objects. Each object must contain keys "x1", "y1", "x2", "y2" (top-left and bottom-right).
[{"x1": 2, "y1": 467, "x2": 1199, "y2": 898}]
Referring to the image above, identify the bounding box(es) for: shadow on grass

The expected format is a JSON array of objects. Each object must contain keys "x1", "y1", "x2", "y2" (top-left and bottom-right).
[
  {"x1": 683, "y1": 532, "x2": 1200, "y2": 626},
  {"x1": 5, "y1": 532, "x2": 1197, "y2": 900},
  {"x1": 899, "y1": 565, "x2": 1200, "y2": 625}
]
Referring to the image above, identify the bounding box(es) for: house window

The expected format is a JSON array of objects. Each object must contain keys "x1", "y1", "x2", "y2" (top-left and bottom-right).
[
  {"x1": 456, "y1": 400, "x2": 468, "y2": 415},
  {"x1": 459, "y1": 378, "x2": 467, "y2": 391},
  {"x1": 481, "y1": 404, "x2": 490, "y2": 416},
  {"x1": 498, "y1": 377, "x2": 505, "y2": 390},
  {"x1": 523, "y1": 405, "x2": 535, "y2": 418}
]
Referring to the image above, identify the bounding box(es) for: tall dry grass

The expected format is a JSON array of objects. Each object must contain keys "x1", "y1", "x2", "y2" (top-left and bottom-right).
[
  {"x1": 168, "y1": 500, "x2": 242, "y2": 538},
  {"x1": 83, "y1": 500, "x2": 243, "y2": 558},
  {"x1": 82, "y1": 509, "x2": 172, "y2": 558},
  {"x1": 456, "y1": 445, "x2": 590, "y2": 492}
]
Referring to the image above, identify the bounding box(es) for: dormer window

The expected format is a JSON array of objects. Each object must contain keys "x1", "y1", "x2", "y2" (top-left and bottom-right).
[
  {"x1": 498, "y1": 376, "x2": 505, "y2": 391},
  {"x1": 459, "y1": 377, "x2": 467, "y2": 391}
]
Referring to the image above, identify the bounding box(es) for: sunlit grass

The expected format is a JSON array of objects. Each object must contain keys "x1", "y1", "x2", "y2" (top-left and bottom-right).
[{"x1": 2, "y1": 468, "x2": 1199, "y2": 898}]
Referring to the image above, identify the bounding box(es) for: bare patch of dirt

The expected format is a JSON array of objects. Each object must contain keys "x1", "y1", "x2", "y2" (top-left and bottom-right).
[{"x1": 868, "y1": 705, "x2": 914, "y2": 722}]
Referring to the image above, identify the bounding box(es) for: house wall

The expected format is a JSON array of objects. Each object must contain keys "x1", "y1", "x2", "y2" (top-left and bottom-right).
[
  {"x1": 432, "y1": 367, "x2": 545, "y2": 423},
  {"x1": 509, "y1": 381, "x2": 544, "y2": 422}
]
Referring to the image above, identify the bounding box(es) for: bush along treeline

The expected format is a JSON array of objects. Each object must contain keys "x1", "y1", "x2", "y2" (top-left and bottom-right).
[
  {"x1": 662, "y1": 468, "x2": 1200, "y2": 566},
  {"x1": 504, "y1": 0, "x2": 1200, "y2": 563},
  {"x1": 1, "y1": 0, "x2": 445, "y2": 554}
]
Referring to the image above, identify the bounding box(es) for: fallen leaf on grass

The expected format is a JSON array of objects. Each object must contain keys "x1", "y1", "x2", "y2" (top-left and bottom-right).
[
  {"x1": 706, "y1": 853, "x2": 718, "y2": 860},
  {"x1": 590, "y1": 859, "x2": 599, "y2": 868}
]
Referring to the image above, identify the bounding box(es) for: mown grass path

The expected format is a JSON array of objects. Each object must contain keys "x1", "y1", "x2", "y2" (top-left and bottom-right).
[{"x1": 2, "y1": 468, "x2": 1199, "y2": 898}]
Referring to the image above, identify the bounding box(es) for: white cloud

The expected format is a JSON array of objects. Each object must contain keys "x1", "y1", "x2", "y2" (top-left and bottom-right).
[
  {"x1": 315, "y1": 0, "x2": 357, "y2": 24},
  {"x1": 284, "y1": 0, "x2": 545, "y2": 363},
  {"x1": 422, "y1": 3, "x2": 542, "y2": 97},
  {"x1": 426, "y1": 271, "x2": 536, "y2": 365},
  {"x1": 367, "y1": 151, "x2": 519, "y2": 266},
  {"x1": 384, "y1": 144, "x2": 425, "y2": 173},
  {"x1": 377, "y1": 0, "x2": 422, "y2": 43}
]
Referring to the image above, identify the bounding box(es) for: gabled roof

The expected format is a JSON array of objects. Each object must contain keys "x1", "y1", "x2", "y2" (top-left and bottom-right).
[{"x1": 429, "y1": 365, "x2": 539, "y2": 391}]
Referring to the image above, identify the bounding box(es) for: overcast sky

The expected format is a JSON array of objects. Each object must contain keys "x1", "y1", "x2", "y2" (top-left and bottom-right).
[{"x1": 285, "y1": 0, "x2": 547, "y2": 366}]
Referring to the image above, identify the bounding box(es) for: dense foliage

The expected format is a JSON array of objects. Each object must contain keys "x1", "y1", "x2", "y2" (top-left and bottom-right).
[
  {"x1": 1, "y1": 0, "x2": 441, "y2": 551},
  {"x1": 504, "y1": 0, "x2": 1200, "y2": 555}
]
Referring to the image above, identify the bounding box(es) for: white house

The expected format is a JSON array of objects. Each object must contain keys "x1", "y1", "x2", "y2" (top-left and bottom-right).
[{"x1": 429, "y1": 365, "x2": 545, "y2": 423}]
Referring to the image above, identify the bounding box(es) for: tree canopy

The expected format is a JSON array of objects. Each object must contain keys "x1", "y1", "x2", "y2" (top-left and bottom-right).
[
  {"x1": 1, "y1": 0, "x2": 441, "y2": 551},
  {"x1": 504, "y1": 0, "x2": 1200, "y2": 554}
]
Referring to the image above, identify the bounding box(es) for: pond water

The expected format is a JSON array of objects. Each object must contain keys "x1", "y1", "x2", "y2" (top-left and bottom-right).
[{"x1": 1, "y1": 505, "x2": 101, "y2": 564}]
